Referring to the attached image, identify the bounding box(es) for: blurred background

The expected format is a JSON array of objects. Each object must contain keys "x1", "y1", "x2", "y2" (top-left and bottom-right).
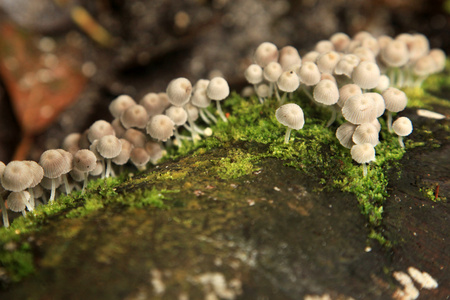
[{"x1": 0, "y1": 0, "x2": 449, "y2": 162}]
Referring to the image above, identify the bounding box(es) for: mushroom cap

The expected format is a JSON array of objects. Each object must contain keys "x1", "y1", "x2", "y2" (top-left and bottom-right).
[
  {"x1": 313, "y1": 79, "x2": 339, "y2": 106},
  {"x1": 342, "y1": 94, "x2": 377, "y2": 124},
  {"x1": 165, "y1": 106, "x2": 188, "y2": 126},
  {"x1": 316, "y1": 51, "x2": 340, "y2": 73},
  {"x1": 112, "y1": 139, "x2": 133, "y2": 165},
  {"x1": 111, "y1": 118, "x2": 127, "y2": 138},
  {"x1": 377, "y1": 35, "x2": 393, "y2": 50},
  {"x1": 40, "y1": 176, "x2": 62, "y2": 190},
  {"x1": 7, "y1": 191, "x2": 30, "y2": 212},
  {"x1": 376, "y1": 74, "x2": 390, "y2": 92},
  {"x1": 277, "y1": 71, "x2": 300, "y2": 92},
  {"x1": 360, "y1": 36, "x2": 380, "y2": 56},
  {"x1": 124, "y1": 128, "x2": 147, "y2": 148},
  {"x1": 364, "y1": 92, "x2": 386, "y2": 118},
  {"x1": 206, "y1": 77, "x2": 230, "y2": 101},
  {"x1": 88, "y1": 120, "x2": 115, "y2": 143},
  {"x1": 429, "y1": 49, "x2": 446, "y2": 73},
  {"x1": 351, "y1": 143, "x2": 376, "y2": 164},
  {"x1": 139, "y1": 92, "x2": 168, "y2": 117},
  {"x1": 408, "y1": 33, "x2": 430, "y2": 62},
  {"x1": 56, "y1": 149, "x2": 73, "y2": 174},
  {"x1": 302, "y1": 51, "x2": 320, "y2": 63},
  {"x1": 336, "y1": 122, "x2": 357, "y2": 149},
  {"x1": 353, "y1": 31, "x2": 373, "y2": 42},
  {"x1": 244, "y1": 64, "x2": 264, "y2": 85},
  {"x1": 97, "y1": 135, "x2": 122, "y2": 159},
  {"x1": 334, "y1": 54, "x2": 360, "y2": 77},
  {"x1": 145, "y1": 141, "x2": 165, "y2": 164},
  {"x1": 382, "y1": 87, "x2": 407, "y2": 112},
  {"x1": 338, "y1": 84, "x2": 362, "y2": 108},
  {"x1": 413, "y1": 55, "x2": 436, "y2": 77},
  {"x1": 263, "y1": 62, "x2": 283, "y2": 83},
  {"x1": 314, "y1": 40, "x2": 334, "y2": 54},
  {"x1": 157, "y1": 93, "x2": 172, "y2": 110},
  {"x1": 253, "y1": 42, "x2": 279, "y2": 67},
  {"x1": 120, "y1": 104, "x2": 149, "y2": 129},
  {"x1": 62, "y1": 133, "x2": 81, "y2": 155},
  {"x1": 89, "y1": 161, "x2": 104, "y2": 176},
  {"x1": 275, "y1": 103, "x2": 305, "y2": 130},
  {"x1": 256, "y1": 83, "x2": 270, "y2": 98},
  {"x1": 0, "y1": 161, "x2": 6, "y2": 178},
  {"x1": 24, "y1": 161, "x2": 44, "y2": 188},
  {"x1": 109, "y1": 95, "x2": 136, "y2": 119},
  {"x1": 166, "y1": 77, "x2": 192, "y2": 106},
  {"x1": 146, "y1": 115, "x2": 175, "y2": 142},
  {"x1": 297, "y1": 62, "x2": 321, "y2": 86},
  {"x1": 1, "y1": 161, "x2": 33, "y2": 192},
  {"x1": 89, "y1": 140, "x2": 103, "y2": 160},
  {"x1": 194, "y1": 79, "x2": 210, "y2": 91},
  {"x1": 69, "y1": 168, "x2": 85, "y2": 182},
  {"x1": 330, "y1": 32, "x2": 350, "y2": 52},
  {"x1": 381, "y1": 40, "x2": 409, "y2": 67},
  {"x1": 392, "y1": 117, "x2": 413, "y2": 136},
  {"x1": 190, "y1": 87, "x2": 211, "y2": 108},
  {"x1": 351, "y1": 61, "x2": 380, "y2": 89},
  {"x1": 352, "y1": 46, "x2": 376, "y2": 63},
  {"x1": 130, "y1": 147, "x2": 150, "y2": 167},
  {"x1": 279, "y1": 45, "x2": 302, "y2": 71},
  {"x1": 352, "y1": 123, "x2": 380, "y2": 146},
  {"x1": 73, "y1": 149, "x2": 97, "y2": 173},
  {"x1": 39, "y1": 149, "x2": 67, "y2": 179},
  {"x1": 184, "y1": 103, "x2": 199, "y2": 121},
  {"x1": 79, "y1": 129, "x2": 91, "y2": 149}
]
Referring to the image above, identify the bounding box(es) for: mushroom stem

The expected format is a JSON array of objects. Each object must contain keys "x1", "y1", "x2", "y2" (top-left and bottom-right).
[
  {"x1": 174, "y1": 129, "x2": 183, "y2": 148},
  {"x1": 0, "y1": 198, "x2": 9, "y2": 228},
  {"x1": 49, "y1": 178, "x2": 56, "y2": 203},
  {"x1": 203, "y1": 108, "x2": 218, "y2": 123},
  {"x1": 280, "y1": 92, "x2": 287, "y2": 105},
  {"x1": 363, "y1": 163, "x2": 368, "y2": 177},
  {"x1": 82, "y1": 173, "x2": 88, "y2": 194},
  {"x1": 284, "y1": 127, "x2": 292, "y2": 144},
  {"x1": 101, "y1": 159, "x2": 106, "y2": 179},
  {"x1": 62, "y1": 174, "x2": 71, "y2": 194},
  {"x1": 398, "y1": 136, "x2": 405, "y2": 148},
  {"x1": 216, "y1": 101, "x2": 228, "y2": 123},
  {"x1": 105, "y1": 159, "x2": 112, "y2": 178},
  {"x1": 199, "y1": 108, "x2": 211, "y2": 125},
  {"x1": 301, "y1": 86, "x2": 314, "y2": 101},
  {"x1": 326, "y1": 108, "x2": 337, "y2": 128},
  {"x1": 387, "y1": 111, "x2": 393, "y2": 132},
  {"x1": 28, "y1": 188, "x2": 35, "y2": 209},
  {"x1": 20, "y1": 191, "x2": 33, "y2": 212},
  {"x1": 274, "y1": 85, "x2": 281, "y2": 102}
]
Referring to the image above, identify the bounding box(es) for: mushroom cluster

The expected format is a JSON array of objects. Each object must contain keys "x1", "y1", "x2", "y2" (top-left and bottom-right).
[
  {"x1": 246, "y1": 31, "x2": 444, "y2": 175},
  {"x1": 0, "y1": 75, "x2": 231, "y2": 227}
]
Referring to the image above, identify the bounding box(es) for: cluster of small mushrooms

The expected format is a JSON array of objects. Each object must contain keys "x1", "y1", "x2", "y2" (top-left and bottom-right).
[
  {"x1": 0, "y1": 31, "x2": 446, "y2": 228},
  {"x1": 244, "y1": 31, "x2": 446, "y2": 177},
  {"x1": 0, "y1": 76, "x2": 230, "y2": 227}
]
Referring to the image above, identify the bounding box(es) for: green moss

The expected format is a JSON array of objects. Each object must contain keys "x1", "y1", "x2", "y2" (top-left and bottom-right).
[{"x1": 215, "y1": 148, "x2": 259, "y2": 179}]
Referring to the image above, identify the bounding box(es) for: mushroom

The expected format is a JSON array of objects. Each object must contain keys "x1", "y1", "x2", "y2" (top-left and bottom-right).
[
  {"x1": 145, "y1": 141, "x2": 165, "y2": 165},
  {"x1": 277, "y1": 70, "x2": 300, "y2": 104},
  {"x1": 279, "y1": 46, "x2": 302, "y2": 71},
  {"x1": 382, "y1": 87, "x2": 408, "y2": 132},
  {"x1": 364, "y1": 92, "x2": 386, "y2": 118},
  {"x1": 109, "y1": 95, "x2": 136, "y2": 118},
  {"x1": 88, "y1": 120, "x2": 115, "y2": 143},
  {"x1": 334, "y1": 54, "x2": 360, "y2": 78},
  {"x1": 376, "y1": 75, "x2": 390, "y2": 92},
  {"x1": 352, "y1": 46, "x2": 376, "y2": 63},
  {"x1": 97, "y1": 135, "x2": 122, "y2": 177},
  {"x1": 56, "y1": 149, "x2": 74, "y2": 194},
  {"x1": 146, "y1": 115, "x2": 175, "y2": 142},
  {"x1": 62, "y1": 133, "x2": 81, "y2": 155},
  {"x1": 253, "y1": 42, "x2": 279, "y2": 67},
  {"x1": 256, "y1": 83, "x2": 270, "y2": 104},
  {"x1": 316, "y1": 51, "x2": 340, "y2": 74},
  {"x1": 23, "y1": 161, "x2": 44, "y2": 209},
  {"x1": 313, "y1": 79, "x2": 339, "y2": 127},
  {"x1": 111, "y1": 118, "x2": 127, "y2": 138},
  {"x1": 329, "y1": 32, "x2": 350, "y2": 52},
  {"x1": 351, "y1": 143, "x2": 376, "y2": 177},
  {"x1": 351, "y1": 61, "x2": 381, "y2": 90},
  {"x1": 380, "y1": 40, "x2": 409, "y2": 68},
  {"x1": 392, "y1": 117, "x2": 413, "y2": 148},
  {"x1": 263, "y1": 62, "x2": 283, "y2": 101},
  {"x1": 206, "y1": 77, "x2": 230, "y2": 123},
  {"x1": 244, "y1": 64, "x2": 264, "y2": 89},
  {"x1": 39, "y1": 149, "x2": 67, "y2": 202},
  {"x1": 166, "y1": 77, "x2": 192, "y2": 107},
  {"x1": 124, "y1": 128, "x2": 147, "y2": 148},
  {"x1": 337, "y1": 84, "x2": 362, "y2": 108},
  {"x1": 112, "y1": 139, "x2": 133, "y2": 166},
  {"x1": 73, "y1": 149, "x2": 98, "y2": 193},
  {"x1": 275, "y1": 103, "x2": 305, "y2": 144},
  {"x1": 314, "y1": 40, "x2": 334, "y2": 54},
  {"x1": 352, "y1": 123, "x2": 380, "y2": 146},
  {"x1": 7, "y1": 191, "x2": 32, "y2": 217},
  {"x1": 341, "y1": 94, "x2": 377, "y2": 125},
  {"x1": 336, "y1": 122, "x2": 357, "y2": 149},
  {"x1": 1, "y1": 161, "x2": 34, "y2": 210},
  {"x1": 140, "y1": 92, "x2": 168, "y2": 117},
  {"x1": 130, "y1": 147, "x2": 150, "y2": 170},
  {"x1": 165, "y1": 106, "x2": 188, "y2": 146},
  {"x1": 120, "y1": 104, "x2": 149, "y2": 129},
  {"x1": 191, "y1": 87, "x2": 216, "y2": 124}
]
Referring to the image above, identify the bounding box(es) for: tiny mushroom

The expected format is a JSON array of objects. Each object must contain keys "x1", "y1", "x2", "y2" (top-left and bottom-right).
[
  {"x1": 392, "y1": 117, "x2": 413, "y2": 148},
  {"x1": 351, "y1": 61, "x2": 381, "y2": 90},
  {"x1": 73, "y1": 149, "x2": 98, "y2": 192},
  {"x1": 120, "y1": 104, "x2": 149, "y2": 129},
  {"x1": 88, "y1": 120, "x2": 115, "y2": 143},
  {"x1": 277, "y1": 70, "x2": 300, "y2": 104},
  {"x1": 97, "y1": 135, "x2": 122, "y2": 177},
  {"x1": 382, "y1": 87, "x2": 408, "y2": 132},
  {"x1": 146, "y1": 115, "x2": 175, "y2": 142},
  {"x1": 39, "y1": 149, "x2": 68, "y2": 202},
  {"x1": 341, "y1": 94, "x2": 377, "y2": 125},
  {"x1": 206, "y1": 77, "x2": 230, "y2": 123},
  {"x1": 109, "y1": 95, "x2": 136, "y2": 118},
  {"x1": 336, "y1": 122, "x2": 357, "y2": 149},
  {"x1": 253, "y1": 42, "x2": 279, "y2": 67},
  {"x1": 351, "y1": 143, "x2": 376, "y2": 177},
  {"x1": 166, "y1": 77, "x2": 193, "y2": 107},
  {"x1": 275, "y1": 103, "x2": 305, "y2": 144}
]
